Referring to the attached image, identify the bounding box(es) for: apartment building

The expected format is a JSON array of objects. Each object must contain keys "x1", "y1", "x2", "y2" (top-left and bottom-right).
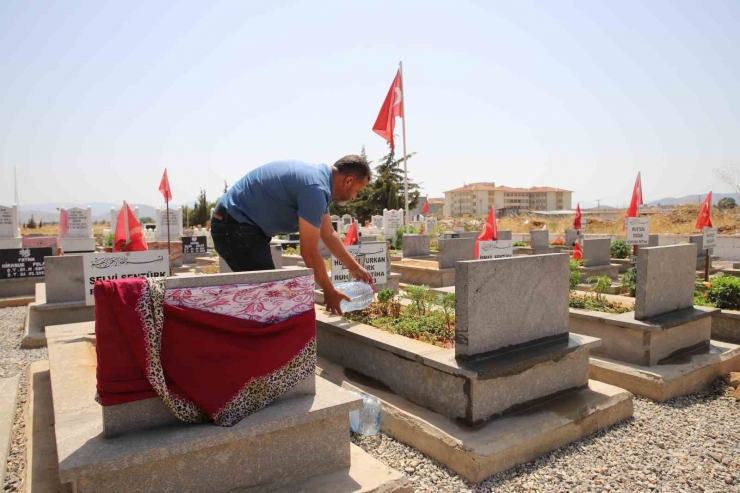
[{"x1": 443, "y1": 183, "x2": 572, "y2": 217}]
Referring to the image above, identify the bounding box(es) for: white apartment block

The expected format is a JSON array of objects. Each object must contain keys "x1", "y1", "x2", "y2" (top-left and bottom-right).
[{"x1": 443, "y1": 182, "x2": 572, "y2": 217}]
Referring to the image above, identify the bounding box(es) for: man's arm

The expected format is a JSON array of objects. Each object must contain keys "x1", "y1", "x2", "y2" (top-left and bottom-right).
[
  {"x1": 299, "y1": 217, "x2": 349, "y2": 315},
  {"x1": 320, "y1": 215, "x2": 373, "y2": 284}
]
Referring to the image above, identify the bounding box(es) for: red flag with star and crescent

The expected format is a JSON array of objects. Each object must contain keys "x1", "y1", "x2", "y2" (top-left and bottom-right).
[
  {"x1": 422, "y1": 201, "x2": 429, "y2": 215},
  {"x1": 626, "y1": 172, "x2": 643, "y2": 219},
  {"x1": 159, "y1": 169, "x2": 173, "y2": 202},
  {"x1": 573, "y1": 241, "x2": 583, "y2": 261},
  {"x1": 695, "y1": 192, "x2": 713, "y2": 230},
  {"x1": 574, "y1": 203, "x2": 583, "y2": 230},
  {"x1": 372, "y1": 70, "x2": 404, "y2": 149},
  {"x1": 474, "y1": 207, "x2": 499, "y2": 259}
]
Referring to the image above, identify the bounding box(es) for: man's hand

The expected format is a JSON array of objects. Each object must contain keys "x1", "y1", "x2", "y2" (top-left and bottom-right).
[
  {"x1": 350, "y1": 265, "x2": 373, "y2": 285},
  {"x1": 324, "y1": 286, "x2": 350, "y2": 315}
]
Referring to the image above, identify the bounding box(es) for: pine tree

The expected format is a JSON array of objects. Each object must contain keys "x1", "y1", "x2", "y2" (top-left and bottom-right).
[
  {"x1": 27, "y1": 215, "x2": 37, "y2": 229},
  {"x1": 364, "y1": 144, "x2": 419, "y2": 216}
]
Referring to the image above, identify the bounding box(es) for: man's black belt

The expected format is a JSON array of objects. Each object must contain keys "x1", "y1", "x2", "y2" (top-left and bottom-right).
[{"x1": 212, "y1": 204, "x2": 237, "y2": 223}]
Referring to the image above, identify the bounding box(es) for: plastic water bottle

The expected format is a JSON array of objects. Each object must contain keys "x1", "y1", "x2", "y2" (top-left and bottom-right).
[
  {"x1": 348, "y1": 391, "x2": 383, "y2": 436},
  {"x1": 335, "y1": 281, "x2": 374, "y2": 312}
]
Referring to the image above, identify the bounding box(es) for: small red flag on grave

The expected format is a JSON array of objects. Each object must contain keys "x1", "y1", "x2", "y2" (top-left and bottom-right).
[
  {"x1": 114, "y1": 201, "x2": 148, "y2": 252},
  {"x1": 626, "y1": 172, "x2": 643, "y2": 218},
  {"x1": 343, "y1": 222, "x2": 359, "y2": 246},
  {"x1": 158, "y1": 169, "x2": 173, "y2": 202},
  {"x1": 572, "y1": 241, "x2": 583, "y2": 261},
  {"x1": 695, "y1": 192, "x2": 713, "y2": 230},
  {"x1": 574, "y1": 203, "x2": 583, "y2": 230},
  {"x1": 419, "y1": 223, "x2": 425, "y2": 234},
  {"x1": 474, "y1": 208, "x2": 498, "y2": 259},
  {"x1": 372, "y1": 69, "x2": 404, "y2": 149},
  {"x1": 552, "y1": 236, "x2": 564, "y2": 246},
  {"x1": 422, "y1": 201, "x2": 429, "y2": 214}
]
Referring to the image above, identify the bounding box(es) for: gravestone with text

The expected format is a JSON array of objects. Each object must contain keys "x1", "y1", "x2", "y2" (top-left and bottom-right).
[
  {"x1": 372, "y1": 215, "x2": 383, "y2": 229},
  {"x1": 59, "y1": 207, "x2": 95, "y2": 253},
  {"x1": 478, "y1": 240, "x2": 513, "y2": 260},
  {"x1": 0, "y1": 247, "x2": 51, "y2": 279},
  {"x1": 182, "y1": 236, "x2": 208, "y2": 255},
  {"x1": 426, "y1": 217, "x2": 437, "y2": 235},
  {"x1": 0, "y1": 204, "x2": 22, "y2": 249},
  {"x1": 155, "y1": 207, "x2": 183, "y2": 241},
  {"x1": 626, "y1": 217, "x2": 650, "y2": 246},
  {"x1": 82, "y1": 251, "x2": 171, "y2": 305},
  {"x1": 331, "y1": 241, "x2": 388, "y2": 286},
  {"x1": 383, "y1": 209, "x2": 404, "y2": 238}
]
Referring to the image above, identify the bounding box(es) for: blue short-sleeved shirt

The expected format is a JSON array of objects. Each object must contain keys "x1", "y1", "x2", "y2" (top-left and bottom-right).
[{"x1": 219, "y1": 160, "x2": 332, "y2": 237}]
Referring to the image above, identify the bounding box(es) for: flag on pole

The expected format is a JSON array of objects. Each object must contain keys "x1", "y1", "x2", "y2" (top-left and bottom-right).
[
  {"x1": 114, "y1": 201, "x2": 148, "y2": 252},
  {"x1": 572, "y1": 241, "x2": 583, "y2": 261},
  {"x1": 474, "y1": 207, "x2": 498, "y2": 259},
  {"x1": 343, "y1": 222, "x2": 359, "y2": 246},
  {"x1": 372, "y1": 69, "x2": 404, "y2": 149},
  {"x1": 422, "y1": 200, "x2": 429, "y2": 215},
  {"x1": 574, "y1": 203, "x2": 583, "y2": 230},
  {"x1": 695, "y1": 192, "x2": 713, "y2": 230},
  {"x1": 58, "y1": 209, "x2": 69, "y2": 239},
  {"x1": 626, "y1": 172, "x2": 643, "y2": 218},
  {"x1": 159, "y1": 170, "x2": 173, "y2": 202}
]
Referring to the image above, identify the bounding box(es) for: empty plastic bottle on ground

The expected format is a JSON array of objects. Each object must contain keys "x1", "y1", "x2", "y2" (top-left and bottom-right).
[
  {"x1": 348, "y1": 391, "x2": 382, "y2": 436},
  {"x1": 334, "y1": 281, "x2": 373, "y2": 312}
]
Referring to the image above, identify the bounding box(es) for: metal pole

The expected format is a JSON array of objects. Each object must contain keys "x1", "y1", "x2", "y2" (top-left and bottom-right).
[
  {"x1": 399, "y1": 61, "x2": 409, "y2": 227},
  {"x1": 705, "y1": 250, "x2": 710, "y2": 282},
  {"x1": 166, "y1": 198, "x2": 172, "y2": 272}
]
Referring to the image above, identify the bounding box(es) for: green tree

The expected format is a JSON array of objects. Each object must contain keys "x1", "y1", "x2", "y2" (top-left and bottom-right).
[
  {"x1": 26, "y1": 215, "x2": 37, "y2": 229},
  {"x1": 192, "y1": 189, "x2": 209, "y2": 226},
  {"x1": 718, "y1": 197, "x2": 737, "y2": 210},
  {"x1": 139, "y1": 216, "x2": 154, "y2": 224}
]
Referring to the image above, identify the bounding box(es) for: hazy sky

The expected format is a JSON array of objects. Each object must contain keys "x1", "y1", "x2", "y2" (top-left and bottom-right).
[{"x1": 1, "y1": 0, "x2": 738, "y2": 209}]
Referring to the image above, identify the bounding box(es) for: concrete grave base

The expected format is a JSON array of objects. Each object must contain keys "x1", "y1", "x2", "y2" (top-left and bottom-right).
[
  {"x1": 45, "y1": 324, "x2": 408, "y2": 493},
  {"x1": 717, "y1": 268, "x2": 740, "y2": 277},
  {"x1": 589, "y1": 340, "x2": 740, "y2": 401},
  {"x1": 0, "y1": 276, "x2": 44, "y2": 298},
  {"x1": 569, "y1": 306, "x2": 716, "y2": 366},
  {"x1": 610, "y1": 258, "x2": 632, "y2": 273},
  {"x1": 0, "y1": 374, "x2": 20, "y2": 488},
  {"x1": 317, "y1": 357, "x2": 633, "y2": 484},
  {"x1": 316, "y1": 310, "x2": 600, "y2": 425},
  {"x1": 711, "y1": 309, "x2": 740, "y2": 344},
  {"x1": 23, "y1": 283, "x2": 95, "y2": 348},
  {"x1": 390, "y1": 259, "x2": 455, "y2": 287},
  {"x1": 578, "y1": 264, "x2": 620, "y2": 282},
  {"x1": 0, "y1": 294, "x2": 35, "y2": 307},
  {"x1": 26, "y1": 360, "x2": 409, "y2": 493},
  {"x1": 574, "y1": 282, "x2": 625, "y2": 295}
]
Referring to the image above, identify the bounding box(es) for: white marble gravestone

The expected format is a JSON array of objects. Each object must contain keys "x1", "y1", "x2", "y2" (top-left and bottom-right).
[
  {"x1": 59, "y1": 207, "x2": 95, "y2": 253},
  {"x1": 0, "y1": 204, "x2": 22, "y2": 249},
  {"x1": 155, "y1": 207, "x2": 183, "y2": 241},
  {"x1": 426, "y1": 217, "x2": 437, "y2": 235},
  {"x1": 383, "y1": 209, "x2": 404, "y2": 237},
  {"x1": 372, "y1": 215, "x2": 383, "y2": 229}
]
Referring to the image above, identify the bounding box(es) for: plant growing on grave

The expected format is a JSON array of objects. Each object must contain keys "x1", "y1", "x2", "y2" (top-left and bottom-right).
[
  {"x1": 376, "y1": 288, "x2": 396, "y2": 317},
  {"x1": 404, "y1": 284, "x2": 434, "y2": 316},
  {"x1": 513, "y1": 241, "x2": 529, "y2": 247},
  {"x1": 568, "y1": 293, "x2": 632, "y2": 314},
  {"x1": 704, "y1": 275, "x2": 740, "y2": 310},
  {"x1": 610, "y1": 240, "x2": 631, "y2": 259},
  {"x1": 285, "y1": 246, "x2": 300, "y2": 256},
  {"x1": 105, "y1": 233, "x2": 115, "y2": 247},
  {"x1": 569, "y1": 259, "x2": 582, "y2": 291},
  {"x1": 435, "y1": 292, "x2": 456, "y2": 340},
  {"x1": 621, "y1": 267, "x2": 636, "y2": 297},
  {"x1": 586, "y1": 275, "x2": 612, "y2": 301}
]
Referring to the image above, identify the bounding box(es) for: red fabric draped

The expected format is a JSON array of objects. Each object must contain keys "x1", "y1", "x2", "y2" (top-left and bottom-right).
[{"x1": 94, "y1": 277, "x2": 316, "y2": 426}]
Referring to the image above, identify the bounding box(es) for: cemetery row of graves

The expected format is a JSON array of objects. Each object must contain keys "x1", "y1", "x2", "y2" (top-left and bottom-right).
[{"x1": 0, "y1": 190, "x2": 739, "y2": 492}]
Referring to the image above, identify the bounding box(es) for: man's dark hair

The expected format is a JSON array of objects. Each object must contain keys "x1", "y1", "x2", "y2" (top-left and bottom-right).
[{"x1": 334, "y1": 155, "x2": 372, "y2": 181}]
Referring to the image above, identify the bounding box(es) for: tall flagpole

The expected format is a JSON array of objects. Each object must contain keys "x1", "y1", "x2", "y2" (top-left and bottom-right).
[
  {"x1": 166, "y1": 195, "x2": 172, "y2": 271},
  {"x1": 399, "y1": 61, "x2": 409, "y2": 226}
]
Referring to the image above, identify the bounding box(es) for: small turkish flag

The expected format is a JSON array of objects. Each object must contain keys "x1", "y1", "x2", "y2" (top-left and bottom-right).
[
  {"x1": 114, "y1": 201, "x2": 148, "y2": 252},
  {"x1": 158, "y1": 169, "x2": 173, "y2": 202},
  {"x1": 695, "y1": 192, "x2": 713, "y2": 230},
  {"x1": 343, "y1": 222, "x2": 359, "y2": 246},
  {"x1": 422, "y1": 201, "x2": 429, "y2": 215},
  {"x1": 372, "y1": 69, "x2": 404, "y2": 149},
  {"x1": 474, "y1": 207, "x2": 498, "y2": 259},
  {"x1": 626, "y1": 172, "x2": 643, "y2": 218},
  {"x1": 573, "y1": 241, "x2": 583, "y2": 261},
  {"x1": 574, "y1": 203, "x2": 583, "y2": 230}
]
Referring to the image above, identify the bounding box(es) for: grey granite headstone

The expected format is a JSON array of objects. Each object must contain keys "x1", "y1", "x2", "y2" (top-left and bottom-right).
[
  {"x1": 530, "y1": 230, "x2": 549, "y2": 249},
  {"x1": 648, "y1": 234, "x2": 660, "y2": 247},
  {"x1": 583, "y1": 238, "x2": 611, "y2": 267},
  {"x1": 689, "y1": 235, "x2": 705, "y2": 257},
  {"x1": 635, "y1": 245, "x2": 697, "y2": 320},
  {"x1": 455, "y1": 254, "x2": 569, "y2": 358},
  {"x1": 45, "y1": 255, "x2": 86, "y2": 303},
  {"x1": 458, "y1": 232, "x2": 480, "y2": 239},
  {"x1": 565, "y1": 229, "x2": 577, "y2": 246},
  {"x1": 438, "y1": 237, "x2": 477, "y2": 269},
  {"x1": 498, "y1": 230, "x2": 512, "y2": 241},
  {"x1": 402, "y1": 234, "x2": 431, "y2": 258}
]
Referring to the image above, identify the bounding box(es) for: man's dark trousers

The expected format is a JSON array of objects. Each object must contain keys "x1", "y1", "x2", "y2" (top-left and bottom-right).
[{"x1": 210, "y1": 211, "x2": 275, "y2": 272}]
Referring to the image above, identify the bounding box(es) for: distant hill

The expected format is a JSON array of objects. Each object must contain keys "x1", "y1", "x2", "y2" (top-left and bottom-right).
[{"x1": 647, "y1": 193, "x2": 737, "y2": 207}]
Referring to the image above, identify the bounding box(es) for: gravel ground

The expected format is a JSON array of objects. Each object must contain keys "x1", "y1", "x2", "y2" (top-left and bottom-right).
[
  {"x1": 353, "y1": 380, "x2": 740, "y2": 492},
  {"x1": 1, "y1": 307, "x2": 48, "y2": 493}
]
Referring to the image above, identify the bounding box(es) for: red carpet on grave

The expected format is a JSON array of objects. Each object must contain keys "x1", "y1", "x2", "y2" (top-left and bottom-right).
[{"x1": 94, "y1": 277, "x2": 316, "y2": 427}]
